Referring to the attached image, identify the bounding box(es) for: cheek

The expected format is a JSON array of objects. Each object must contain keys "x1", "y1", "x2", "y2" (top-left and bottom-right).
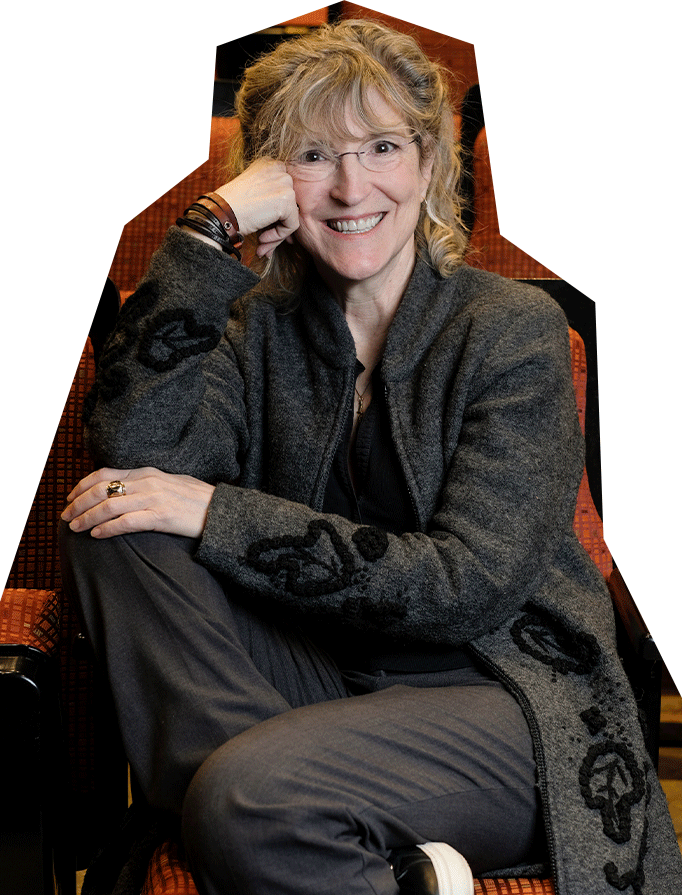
[
  {"x1": 292, "y1": 213, "x2": 320, "y2": 244},
  {"x1": 292, "y1": 179, "x2": 322, "y2": 216},
  {"x1": 393, "y1": 167, "x2": 430, "y2": 216}
]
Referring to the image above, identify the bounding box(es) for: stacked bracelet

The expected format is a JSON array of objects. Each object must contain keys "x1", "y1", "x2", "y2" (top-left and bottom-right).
[{"x1": 177, "y1": 192, "x2": 244, "y2": 261}]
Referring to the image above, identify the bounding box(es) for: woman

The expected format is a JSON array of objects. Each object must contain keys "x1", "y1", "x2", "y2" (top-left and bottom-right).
[{"x1": 60, "y1": 19, "x2": 682, "y2": 895}]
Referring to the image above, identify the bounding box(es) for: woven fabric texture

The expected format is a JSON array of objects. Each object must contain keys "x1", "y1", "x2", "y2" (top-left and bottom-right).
[
  {"x1": 141, "y1": 841, "x2": 198, "y2": 895},
  {"x1": 109, "y1": 117, "x2": 240, "y2": 295},
  {"x1": 2, "y1": 333, "x2": 127, "y2": 862},
  {"x1": 467, "y1": 127, "x2": 557, "y2": 279},
  {"x1": 0, "y1": 587, "x2": 60, "y2": 656},
  {"x1": 141, "y1": 840, "x2": 555, "y2": 895},
  {"x1": 475, "y1": 879, "x2": 556, "y2": 894},
  {"x1": 6, "y1": 341, "x2": 96, "y2": 592}
]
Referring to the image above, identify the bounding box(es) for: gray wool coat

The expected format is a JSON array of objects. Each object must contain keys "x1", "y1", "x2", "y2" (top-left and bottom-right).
[{"x1": 85, "y1": 227, "x2": 682, "y2": 895}]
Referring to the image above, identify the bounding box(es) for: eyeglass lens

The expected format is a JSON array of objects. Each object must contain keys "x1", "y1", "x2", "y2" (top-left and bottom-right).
[{"x1": 289, "y1": 137, "x2": 417, "y2": 181}]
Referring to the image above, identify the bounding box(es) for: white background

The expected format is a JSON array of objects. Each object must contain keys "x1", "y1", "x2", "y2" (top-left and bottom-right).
[{"x1": 2, "y1": 1, "x2": 680, "y2": 689}]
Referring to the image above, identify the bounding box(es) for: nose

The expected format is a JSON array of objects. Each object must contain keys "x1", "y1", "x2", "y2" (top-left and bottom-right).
[{"x1": 329, "y1": 154, "x2": 372, "y2": 205}]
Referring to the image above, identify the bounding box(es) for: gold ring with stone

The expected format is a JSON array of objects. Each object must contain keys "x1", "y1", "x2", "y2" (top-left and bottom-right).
[{"x1": 106, "y1": 480, "x2": 126, "y2": 498}]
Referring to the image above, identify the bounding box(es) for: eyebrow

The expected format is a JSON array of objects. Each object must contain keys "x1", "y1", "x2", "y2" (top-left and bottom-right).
[{"x1": 300, "y1": 128, "x2": 411, "y2": 148}]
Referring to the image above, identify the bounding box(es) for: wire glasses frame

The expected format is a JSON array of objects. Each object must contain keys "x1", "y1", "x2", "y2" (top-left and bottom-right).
[{"x1": 287, "y1": 136, "x2": 419, "y2": 182}]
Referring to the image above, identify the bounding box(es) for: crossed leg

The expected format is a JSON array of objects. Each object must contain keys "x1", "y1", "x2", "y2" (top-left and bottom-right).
[{"x1": 60, "y1": 523, "x2": 542, "y2": 895}]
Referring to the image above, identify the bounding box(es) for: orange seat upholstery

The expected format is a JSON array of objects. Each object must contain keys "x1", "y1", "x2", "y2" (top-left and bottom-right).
[
  {"x1": 467, "y1": 126, "x2": 558, "y2": 280},
  {"x1": 141, "y1": 837, "x2": 558, "y2": 895},
  {"x1": 110, "y1": 117, "x2": 240, "y2": 295}
]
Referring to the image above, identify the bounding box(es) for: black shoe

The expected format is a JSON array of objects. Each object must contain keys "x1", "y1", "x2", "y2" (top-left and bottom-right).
[{"x1": 390, "y1": 842, "x2": 474, "y2": 895}]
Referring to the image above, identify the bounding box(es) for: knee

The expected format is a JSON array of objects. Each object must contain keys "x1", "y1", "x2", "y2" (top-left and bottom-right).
[
  {"x1": 60, "y1": 523, "x2": 194, "y2": 584},
  {"x1": 181, "y1": 722, "x2": 318, "y2": 876},
  {"x1": 58, "y1": 519, "x2": 109, "y2": 617},
  {"x1": 182, "y1": 735, "x2": 267, "y2": 847},
  {"x1": 58, "y1": 517, "x2": 124, "y2": 580},
  {"x1": 181, "y1": 739, "x2": 261, "y2": 887}
]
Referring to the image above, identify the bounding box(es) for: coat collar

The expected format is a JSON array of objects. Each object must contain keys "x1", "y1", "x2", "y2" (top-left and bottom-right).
[{"x1": 298, "y1": 258, "x2": 467, "y2": 379}]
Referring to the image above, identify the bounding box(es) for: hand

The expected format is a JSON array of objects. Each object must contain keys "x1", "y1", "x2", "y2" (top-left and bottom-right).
[
  {"x1": 214, "y1": 158, "x2": 299, "y2": 258},
  {"x1": 61, "y1": 467, "x2": 216, "y2": 539}
]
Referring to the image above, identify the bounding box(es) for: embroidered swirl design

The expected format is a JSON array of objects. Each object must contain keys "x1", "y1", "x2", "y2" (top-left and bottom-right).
[
  {"x1": 510, "y1": 606, "x2": 600, "y2": 675},
  {"x1": 240, "y1": 520, "x2": 404, "y2": 626},
  {"x1": 138, "y1": 309, "x2": 222, "y2": 372},
  {"x1": 508, "y1": 603, "x2": 652, "y2": 891},
  {"x1": 579, "y1": 742, "x2": 646, "y2": 844}
]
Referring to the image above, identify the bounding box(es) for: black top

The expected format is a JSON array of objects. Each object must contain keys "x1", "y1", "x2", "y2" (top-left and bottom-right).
[
  {"x1": 321, "y1": 363, "x2": 475, "y2": 673},
  {"x1": 323, "y1": 363, "x2": 415, "y2": 535}
]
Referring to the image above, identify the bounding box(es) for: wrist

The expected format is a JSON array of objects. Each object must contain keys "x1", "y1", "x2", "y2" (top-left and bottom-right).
[
  {"x1": 179, "y1": 227, "x2": 223, "y2": 250},
  {"x1": 176, "y1": 193, "x2": 244, "y2": 260}
]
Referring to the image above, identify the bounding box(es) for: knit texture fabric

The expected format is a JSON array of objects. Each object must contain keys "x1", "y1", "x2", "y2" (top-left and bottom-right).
[{"x1": 85, "y1": 227, "x2": 682, "y2": 894}]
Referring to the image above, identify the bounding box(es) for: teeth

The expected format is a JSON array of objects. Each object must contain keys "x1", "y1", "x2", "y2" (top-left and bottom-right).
[{"x1": 328, "y1": 214, "x2": 384, "y2": 233}]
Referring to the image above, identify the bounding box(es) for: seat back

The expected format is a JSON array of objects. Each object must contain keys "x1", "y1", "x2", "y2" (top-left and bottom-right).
[
  {"x1": 568, "y1": 328, "x2": 611, "y2": 577},
  {"x1": 109, "y1": 117, "x2": 240, "y2": 294}
]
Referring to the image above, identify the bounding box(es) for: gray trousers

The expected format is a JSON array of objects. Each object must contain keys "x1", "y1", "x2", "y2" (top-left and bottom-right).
[{"x1": 60, "y1": 525, "x2": 544, "y2": 895}]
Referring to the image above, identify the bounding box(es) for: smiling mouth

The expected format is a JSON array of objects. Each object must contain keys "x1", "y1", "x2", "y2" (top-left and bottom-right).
[{"x1": 327, "y1": 213, "x2": 385, "y2": 234}]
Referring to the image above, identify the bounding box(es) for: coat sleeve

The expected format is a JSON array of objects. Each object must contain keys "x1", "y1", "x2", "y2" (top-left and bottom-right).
[
  {"x1": 83, "y1": 227, "x2": 260, "y2": 484},
  {"x1": 194, "y1": 292, "x2": 587, "y2": 645}
]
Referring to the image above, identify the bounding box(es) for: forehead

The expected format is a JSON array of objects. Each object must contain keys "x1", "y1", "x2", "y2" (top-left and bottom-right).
[{"x1": 299, "y1": 89, "x2": 409, "y2": 144}]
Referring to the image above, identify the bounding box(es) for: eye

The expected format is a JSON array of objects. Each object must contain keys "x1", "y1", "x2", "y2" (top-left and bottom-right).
[
  {"x1": 366, "y1": 138, "x2": 400, "y2": 156},
  {"x1": 296, "y1": 147, "x2": 331, "y2": 164}
]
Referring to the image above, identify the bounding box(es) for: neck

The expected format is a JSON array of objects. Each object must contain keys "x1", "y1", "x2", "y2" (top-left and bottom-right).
[
  {"x1": 344, "y1": 298, "x2": 394, "y2": 372},
  {"x1": 322, "y1": 252, "x2": 417, "y2": 367}
]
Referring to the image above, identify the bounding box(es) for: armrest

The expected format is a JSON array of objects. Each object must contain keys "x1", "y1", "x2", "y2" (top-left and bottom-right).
[
  {"x1": 1, "y1": 589, "x2": 69, "y2": 895},
  {"x1": 607, "y1": 568, "x2": 662, "y2": 766},
  {"x1": 0, "y1": 588, "x2": 61, "y2": 655},
  {"x1": 607, "y1": 568, "x2": 661, "y2": 663}
]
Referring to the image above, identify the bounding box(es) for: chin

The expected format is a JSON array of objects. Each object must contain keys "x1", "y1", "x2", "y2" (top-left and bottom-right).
[{"x1": 324, "y1": 256, "x2": 393, "y2": 285}]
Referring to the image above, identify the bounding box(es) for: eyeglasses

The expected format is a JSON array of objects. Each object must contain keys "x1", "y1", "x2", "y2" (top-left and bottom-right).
[{"x1": 287, "y1": 136, "x2": 419, "y2": 182}]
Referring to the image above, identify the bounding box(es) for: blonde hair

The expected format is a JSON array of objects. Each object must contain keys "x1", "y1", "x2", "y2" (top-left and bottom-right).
[{"x1": 231, "y1": 19, "x2": 468, "y2": 297}]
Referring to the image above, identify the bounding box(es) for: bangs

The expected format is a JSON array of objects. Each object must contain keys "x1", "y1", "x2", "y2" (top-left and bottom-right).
[{"x1": 256, "y1": 54, "x2": 422, "y2": 160}]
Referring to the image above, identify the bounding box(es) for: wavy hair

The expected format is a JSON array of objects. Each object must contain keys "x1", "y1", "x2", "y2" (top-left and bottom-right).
[{"x1": 231, "y1": 19, "x2": 468, "y2": 297}]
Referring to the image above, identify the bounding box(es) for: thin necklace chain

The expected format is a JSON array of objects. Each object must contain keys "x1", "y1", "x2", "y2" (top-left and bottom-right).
[{"x1": 355, "y1": 382, "x2": 371, "y2": 419}]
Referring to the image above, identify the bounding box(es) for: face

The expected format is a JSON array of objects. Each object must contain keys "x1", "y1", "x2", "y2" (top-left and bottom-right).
[{"x1": 288, "y1": 93, "x2": 433, "y2": 299}]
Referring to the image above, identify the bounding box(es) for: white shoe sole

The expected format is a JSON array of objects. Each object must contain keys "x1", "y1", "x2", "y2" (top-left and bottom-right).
[{"x1": 416, "y1": 842, "x2": 474, "y2": 895}]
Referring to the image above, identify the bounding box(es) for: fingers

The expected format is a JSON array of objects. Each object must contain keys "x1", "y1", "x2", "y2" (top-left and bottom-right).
[
  {"x1": 61, "y1": 468, "x2": 215, "y2": 540},
  {"x1": 63, "y1": 467, "x2": 142, "y2": 516},
  {"x1": 213, "y1": 159, "x2": 299, "y2": 241},
  {"x1": 63, "y1": 486, "x2": 143, "y2": 535},
  {"x1": 64, "y1": 471, "x2": 123, "y2": 516},
  {"x1": 62, "y1": 468, "x2": 144, "y2": 532},
  {"x1": 78, "y1": 508, "x2": 166, "y2": 541},
  {"x1": 65, "y1": 467, "x2": 118, "y2": 503},
  {"x1": 255, "y1": 219, "x2": 300, "y2": 258}
]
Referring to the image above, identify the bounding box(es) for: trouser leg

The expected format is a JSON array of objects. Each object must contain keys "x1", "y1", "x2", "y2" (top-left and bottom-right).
[
  {"x1": 182, "y1": 673, "x2": 542, "y2": 895},
  {"x1": 59, "y1": 523, "x2": 347, "y2": 814}
]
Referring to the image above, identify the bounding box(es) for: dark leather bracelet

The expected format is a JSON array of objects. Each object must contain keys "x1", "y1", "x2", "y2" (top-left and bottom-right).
[
  {"x1": 196, "y1": 193, "x2": 244, "y2": 250},
  {"x1": 177, "y1": 206, "x2": 242, "y2": 260}
]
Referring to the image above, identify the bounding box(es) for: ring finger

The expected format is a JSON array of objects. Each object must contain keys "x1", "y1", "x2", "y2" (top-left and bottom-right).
[{"x1": 63, "y1": 477, "x2": 135, "y2": 530}]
